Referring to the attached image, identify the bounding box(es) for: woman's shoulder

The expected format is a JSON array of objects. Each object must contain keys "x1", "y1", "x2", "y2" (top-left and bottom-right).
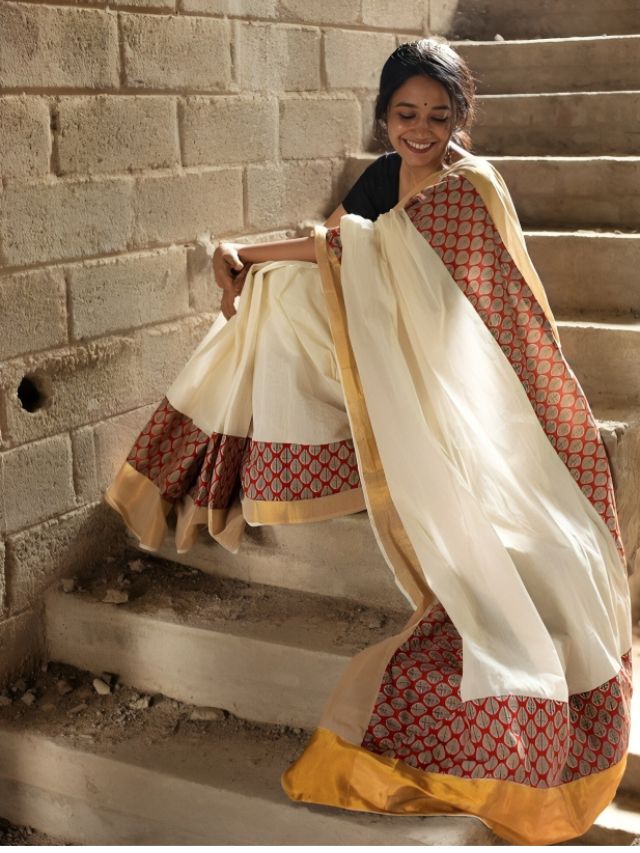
[
  {"x1": 366, "y1": 150, "x2": 401, "y2": 175},
  {"x1": 342, "y1": 150, "x2": 401, "y2": 220}
]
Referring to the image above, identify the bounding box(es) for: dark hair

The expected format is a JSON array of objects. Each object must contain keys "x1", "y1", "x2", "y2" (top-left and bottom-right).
[{"x1": 374, "y1": 38, "x2": 477, "y2": 160}]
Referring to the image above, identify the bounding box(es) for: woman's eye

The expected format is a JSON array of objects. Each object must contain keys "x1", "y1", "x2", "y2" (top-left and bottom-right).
[
  {"x1": 399, "y1": 114, "x2": 415, "y2": 120},
  {"x1": 432, "y1": 116, "x2": 449, "y2": 123}
]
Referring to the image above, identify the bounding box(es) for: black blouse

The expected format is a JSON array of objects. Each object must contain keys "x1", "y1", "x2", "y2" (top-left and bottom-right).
[{"x1": 342, "y1": 152, "x2": 401, "y2": 221}]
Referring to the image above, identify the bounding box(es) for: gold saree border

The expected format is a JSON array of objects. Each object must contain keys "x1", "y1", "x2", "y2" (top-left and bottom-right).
[
  {"x1": 242, "y1": 487, "x2": 366, "y2": 525},
  {"x1": 104, "y1": 464, "x2": 366, "y2": 553},
  {"x1": 313, "y1": 224, "x2": 434, "y2": 615},
  {"x1": 105, "y1": 463, "x2": 246, "y2": 555},
  {"x1": 311, "y1": 224, "x2": 438, "y2": 745},
  {"x1": 104, "y1": 461, "x2": 171, "y2": 551},
  {"x1": 281, "y1": 726, "x2": 627, "y2": 846}
]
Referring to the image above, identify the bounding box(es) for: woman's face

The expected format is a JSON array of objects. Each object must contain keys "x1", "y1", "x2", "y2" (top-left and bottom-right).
[{"x1": 385, "y1": 75, "x2": 452, "y2": 171}]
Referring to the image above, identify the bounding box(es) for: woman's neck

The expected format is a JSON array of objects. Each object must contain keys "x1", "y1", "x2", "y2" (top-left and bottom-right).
[{"x1": 399, "y1": 158, "x2": 445, "y2": 188}]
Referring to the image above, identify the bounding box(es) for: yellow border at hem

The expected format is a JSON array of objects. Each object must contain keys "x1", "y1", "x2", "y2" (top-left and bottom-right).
[
  {"x1": 281, "y1": 726, "x2": 627, "y2": 846},
  {"x1": 104, "y1": 464, "x2": 368, "y2": 554},
  {"x1": 104, "y1": 461, "x2": 171, "y2": 551},
  {"x1": 242, "y1": 487, "x2": 366, "y2": 525}
]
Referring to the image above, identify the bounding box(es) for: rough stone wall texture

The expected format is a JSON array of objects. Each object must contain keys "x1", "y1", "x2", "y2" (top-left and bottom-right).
[{"x1": 0, "y1": 1, "x2": 443, "y2": 682}]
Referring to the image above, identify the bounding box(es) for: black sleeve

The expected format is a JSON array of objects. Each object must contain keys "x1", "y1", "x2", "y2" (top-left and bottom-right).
[
  {"x1": 342, "y1": 153, "x2": 400, "y2": 221},
  {"x1": 342, "y1": 158, "x2": 384, "y2": 221}
]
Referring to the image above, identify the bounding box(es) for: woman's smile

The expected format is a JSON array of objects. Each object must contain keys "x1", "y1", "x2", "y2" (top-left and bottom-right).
[{"x1": 402, "y1": 138, "x2": 437, "y2": 153}]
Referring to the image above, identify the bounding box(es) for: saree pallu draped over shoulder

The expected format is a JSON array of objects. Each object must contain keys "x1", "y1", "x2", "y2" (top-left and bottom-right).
[{"x1": 104, "y1": 155, "x2": 632, "y2": 845}]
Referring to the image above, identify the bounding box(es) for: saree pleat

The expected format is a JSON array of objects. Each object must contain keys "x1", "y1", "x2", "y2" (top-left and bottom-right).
[{"x1": 104, "y1": 153, "x2": 632, "y2": 844}]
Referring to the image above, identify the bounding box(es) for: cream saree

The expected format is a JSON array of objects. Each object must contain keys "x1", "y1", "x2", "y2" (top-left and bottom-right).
[{"x1": 105, "y1": 154, "x2": 632, "y2": 845}]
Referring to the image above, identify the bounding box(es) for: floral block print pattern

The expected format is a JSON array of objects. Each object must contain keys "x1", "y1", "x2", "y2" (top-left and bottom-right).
[
  {"x1": 327, "y1": 174, "x2": 625, "y2": 563},
  {"x1": 326, "y1": 174, "x2": 631, "y2": 788},
  {"x1": 241, "y1": 439, "x2": 360, "y2": 501},
  {"x1": 126, "y1": 397, "x2": 246, "y2": 508},
  {"x1": 126, "y1": 397, "x2": 361, "y2": 507},
  {"x1": 362, "y1": 603, "x2": 631, "y2": 788}
]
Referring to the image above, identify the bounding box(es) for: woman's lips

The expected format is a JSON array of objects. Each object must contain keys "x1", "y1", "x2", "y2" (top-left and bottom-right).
[{"x1": 403, "y1": 139, "x2": 436, "y2": 154}]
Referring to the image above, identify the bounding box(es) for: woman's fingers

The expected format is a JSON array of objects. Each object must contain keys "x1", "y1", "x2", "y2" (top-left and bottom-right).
[
  {"x1": 232, "y1": 264, "x2": 249, "y2": 291},
  {"x1": 220, "y1": 287, "x2": 237, "y2": 319},
  {"x1": 213, "y1": 243, "x2": 244, "y2": 290}
]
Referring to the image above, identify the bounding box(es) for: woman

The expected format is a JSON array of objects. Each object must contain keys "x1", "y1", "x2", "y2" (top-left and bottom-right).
[{"x1": 105, "y1": 40, "x2": 632, "y2": 844}]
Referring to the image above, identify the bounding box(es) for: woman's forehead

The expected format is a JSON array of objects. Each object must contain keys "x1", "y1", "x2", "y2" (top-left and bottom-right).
[{"x1": 389, "y1": 76, "x2": 451, "y2": 107}]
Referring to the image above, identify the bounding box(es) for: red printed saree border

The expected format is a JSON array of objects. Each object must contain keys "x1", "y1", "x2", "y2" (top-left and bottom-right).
[
  {"x1": 287, "y1": 182, "x2": 631, "y2": 845},
  {"x1": 104, "y1": 396, "x2": 365, "y2": 552}
]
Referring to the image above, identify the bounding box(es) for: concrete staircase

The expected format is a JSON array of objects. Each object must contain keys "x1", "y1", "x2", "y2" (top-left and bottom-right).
[
  {"x1": 1, "y1": 5, "x2": 640, "y2": 845},
  {"x1": 0, "y1": 537, "x2": 637, "y2": 844}
]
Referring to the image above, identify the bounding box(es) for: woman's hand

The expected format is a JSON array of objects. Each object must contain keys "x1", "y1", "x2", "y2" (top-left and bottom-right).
[{"x1": 213, "y1": 242, "x2": 247, "y2": 319}]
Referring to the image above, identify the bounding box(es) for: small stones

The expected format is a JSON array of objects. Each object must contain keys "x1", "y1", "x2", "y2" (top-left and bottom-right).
[
  {"x1": 68, "y1": 702, "x2": 88, "y2": 715},
  {"x1": 40, "y1": 703, "x2": 56, "y2": 713},
  {"x1": 127, "y1": 559, "x2": 145, "y2": 573},
  {"x1": 20, "y1": 691, "x2": 37, "y2": 707},
  {"x1": 40, "y1": 661, "x2": 49, "y2": 673},
  {"x1": 0, "y1": 696, "x2": 13, "y2": 707},
  {"x1": 129, "y1": 696, "x2": 151, "y2": 711},
  {"x1": 189, "y1": 707, "x2": 226, "y2": 722},
  {"x1": 362, "y1": 612, "x2": 385, "y2": 629},
  {"x1": 61, "y1": 578, "x2": 76, "y2": 593},
  {"x1": 102, "y1": 588, "x2": 129, "y2": 605},
  {"x1": 92, "y1": 678, "x2": 112, "y2": 696},
  {"x1": 56, "y1": 679, "x2": 74, "y2": 696},
  {"x1": 12, "y1": 678, "x2": 27, "y2": 693}
]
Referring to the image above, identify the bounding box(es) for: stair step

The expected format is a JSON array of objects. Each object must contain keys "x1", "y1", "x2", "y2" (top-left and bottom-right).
[
  {"x1": 488, "y1": 156, "x2": 640, "y2": 229},
  {"x1": 343, "y1": 154, "x2": 640, "y2": 230},
  {"x1": 454, "y1": 35, "x2": 640, "y2": 94},
  {"x1": 620, "y1": 636, "x2": 640, "y2": 799},
  {"x1": 44, "y1": 561, "x2": 408, "y2": 730},
  {"x1": 525, "y1": 230, "x2": 640, "y2": 317},
  {"x1": 141, "y1": 406, "x2": 639, "y2": 615},
  {"x1": 154, "y1": 512, "x2": 408, "y2": 610},
  {"x1": 556, "y1": 318, "x2": 640, "y2": 408},
  {"x1": 473, "y1": 92, "x2": 640, "y2": 156},
  {"x1": 1, "y1": 660, "x2": 638, "y2": 845},
  {"x1": 573, "y1": 792, "x2": 640, "y2": 844},
  {"x1": 0, "y1": 664, "x2": 499, "y2": 845},
  {"x1": 446, "y1": 0, "x2": 640, "y2": 40}
]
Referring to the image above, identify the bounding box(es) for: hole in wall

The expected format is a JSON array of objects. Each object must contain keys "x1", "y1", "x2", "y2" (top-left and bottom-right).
[{"x1": 17, "y1": 375, "x2": 46, "y2": 413}]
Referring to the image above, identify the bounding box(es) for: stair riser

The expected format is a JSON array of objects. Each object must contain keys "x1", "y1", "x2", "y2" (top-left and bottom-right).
[
  {"x1": 621, "y1": 754, "x2": 640, "y2": 798},
  {"x1": 455, "y1": 38, "x2": 640, "y2": 95},
  {"x1": 474, "y1": 94, "x2": 640, "y2": 156},
  {"x1": 344, "y1": 155, "x2": 640, "y2": 230},
  {"x1": 0, "y1": 731, "x2": 499, "y2": 845},
  {"x1": 45, "y1": 592, "x2": 349, "y2": 730},
  {"x1": 490, "y1": 157, "x2": 640, "y2": 229},
  {"x1": 153, "y1": 515, "x2": 410, "y2": 611},
  {"x1": 557, "y1": 324, "x2": 640, "y2": 408},
  {"x1": 142, "y1": 416, "x2": 639, "y2": 614},
  {"x1": 446, "y1": 0, "x2": 640, "y2": 39},
  {"x1": 527, "y1": 233, "x2": 640, "y2": 317}
]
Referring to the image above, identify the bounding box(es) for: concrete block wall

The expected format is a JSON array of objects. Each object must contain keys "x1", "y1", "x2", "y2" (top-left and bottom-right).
[{"x1": 0, "y1": 0, "x2": 441, "y2": 683}]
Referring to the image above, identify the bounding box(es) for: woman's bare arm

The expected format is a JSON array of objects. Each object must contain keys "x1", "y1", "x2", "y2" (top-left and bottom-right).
[
  {"x1": 323, "y1": 203, "x2": 347, "y2": 229},
  {"x1": 214, "y1": 204, "x2": 347, "y2": 318}
]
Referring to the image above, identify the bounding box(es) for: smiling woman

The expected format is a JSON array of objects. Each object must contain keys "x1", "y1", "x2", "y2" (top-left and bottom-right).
[
  {"x1": 104, "y1": 37, "x2": 632, "y2": 845},
  {"x1": 211, "y1": 38, "x2": 476, "y2": 319}
]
